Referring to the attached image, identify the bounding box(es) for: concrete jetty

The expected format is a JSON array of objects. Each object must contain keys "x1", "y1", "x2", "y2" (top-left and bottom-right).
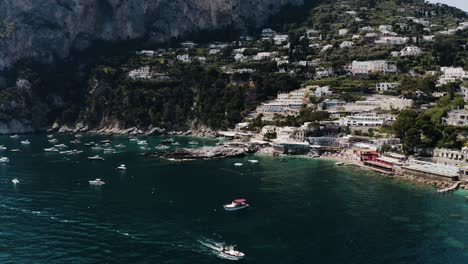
[{"x1": 437, "y1": 182, "x2": 461, "y2": 194}]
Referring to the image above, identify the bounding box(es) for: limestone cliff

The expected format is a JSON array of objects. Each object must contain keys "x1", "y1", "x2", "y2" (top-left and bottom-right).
[{"x1": 0, "y1": 0, "x2": 303, "y2": 71}]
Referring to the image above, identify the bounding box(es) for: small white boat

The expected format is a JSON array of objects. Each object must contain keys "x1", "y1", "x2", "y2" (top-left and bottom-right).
[
  {"x1": 117, "y1": 164, "x2": 126, "y2": 170},
  {"x1": 84, "y1": 142, "x2": 95, "y2": 147},
  {"x1": 101, "y1": 139, "x2": 112, "y2": 144},
  {"x1": 10, "y1": 149, "x2": 20, "y2": 153},
  {"x1": 172, "y1": 142, "x2": 180, "y2": 146},
  {"x1": 161, "y1": 138, "x2": 174, "y2": 144},
  {"x1": 129, "y1": 137, "x2": 138, "y2": 142},
  {"x1": 137, "y1": 140, "x2": 148, "y2": 145},
  {"x1": 156, "y1": 144, "x2": 170, "y2": 150},
  {"x1": 335, "y1": 162, "x2": 344, "y2": 166},
  {"x1": 10, "y1": 135, "x2": 19, "y2": 139},
  {"x1": 139, "y1": 146, "x2": 151, "y2": 151},
  {"x1": 115, "y1": 144, "x2": 127, "y2": 148},
  {"x1": 11, "y1": 178, "x2": 19, "y2": 184},
  {"x1": 220, "y1": 246, "x2": 245, "y2": 259},
  {"x1": 44, "y1": 147, "x2": 59, "y2": 152},
  {"x1": 248, "y1": 160, "x2": 258, "y2": 163},
  {"x1": 47, "y1": 134, "x2": 54, "y2": 138},
  {"x1": 20, "y1": 140, "x2": 30, "y2": 145},
  {"x1": 189, "y1": 141, "x2": 199, "y2": 145},
  {"x1": 223, "y1": 199, "x2": 250, "y2": 211},
  {"x1": 103, "y1": 148, "x2": 116, "y2": 154},
  {"x1": 0, "y1": 157, "x2": 10, "y2": 163},
  {"x1": 234, "y1": 163, "x2": 243, "y2": 167},
  {"x1": 75, "y1": 134, "x2": 83, "y2": 138},
  {"x1": 91, "y1": 146, "x2": 103, "y2": 151},
  {"x1": 48, "y1": 139, "x2": 59, "y2": 144},
  {"x1": 0, "y1": 145, "x2": 7, "y2": 150},
  {"x1": 88, "y1": 155, "x2": 104, "y2": 161},
  {"x1": 54, "y1": 144, "x2": 68, "y2": 149},
  {"x1": 89, "y1": 178, "x2": 105, "y2": 186}
]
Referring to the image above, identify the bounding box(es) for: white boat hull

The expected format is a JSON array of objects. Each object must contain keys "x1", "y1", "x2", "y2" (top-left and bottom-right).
[{"x1": 223, "y1": 204, "x2": 249, "y2": 211}]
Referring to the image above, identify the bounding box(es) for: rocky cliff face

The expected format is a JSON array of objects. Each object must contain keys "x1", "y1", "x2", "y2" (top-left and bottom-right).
[{"x1": 0, "y1": 0, "x2": 303, "y2": 71}]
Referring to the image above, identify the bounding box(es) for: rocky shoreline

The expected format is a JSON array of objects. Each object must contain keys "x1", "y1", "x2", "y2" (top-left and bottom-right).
[{"x1": 151, "y1": 145, "x2": 258, "y2": 161}]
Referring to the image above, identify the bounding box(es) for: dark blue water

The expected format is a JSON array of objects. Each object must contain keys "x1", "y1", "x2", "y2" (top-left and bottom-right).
[{"x1": 0, "y1": 134, "x2": 467, "y2": 263}]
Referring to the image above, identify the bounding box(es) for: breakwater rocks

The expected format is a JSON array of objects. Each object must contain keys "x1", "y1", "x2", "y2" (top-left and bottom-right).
[
  {"x1": 395, "y1": 174, "x2": 468, "y2": 191},
  {"x1": 152, "y1": 145, "x2": 259, "y2": 161}
]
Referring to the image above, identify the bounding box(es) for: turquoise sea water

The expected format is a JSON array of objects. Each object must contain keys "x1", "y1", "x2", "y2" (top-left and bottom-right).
[{"x1": 0, "y1": 134, "x2": 467, "y2": 263}]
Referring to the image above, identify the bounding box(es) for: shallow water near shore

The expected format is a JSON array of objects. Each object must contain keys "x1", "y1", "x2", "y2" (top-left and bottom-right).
[{"x1": 0, "y1": 134, "x2": 467, "y2": 263}]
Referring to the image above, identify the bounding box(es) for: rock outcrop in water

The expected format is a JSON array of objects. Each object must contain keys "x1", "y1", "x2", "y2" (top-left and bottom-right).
[
  {"x1": 153, "y1": 145, "x2": 260, "y2": 160},
  {"x1": 0, "y1": 0, "x2": 304, "y2": 71}
]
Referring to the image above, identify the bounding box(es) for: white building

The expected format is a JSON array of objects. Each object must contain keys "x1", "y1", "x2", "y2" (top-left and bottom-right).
[
  {"x1": 128, "y1": 66, "x2": 152, "y2": 79},
  {"x1": 340, "y1": 41, "x2": 354, "y2": 48},
  {"x1": 253, "y1": 52, "x2": 275, "y2": 61},
  {"x1": 315, "y1": 67, "x2": 335, "y2": 79},
  {"x1": 457, "y1": 86, "x2": 468, "y2": 101},
  {"x1": 400, "y1": 45, "x2": 422, "y2": 57},
  {"x1": 375, "y1": 36, "x2": 409, "y2": 45},
  {"x1": 360, "y1": 26, "x2": 374, "y2": 32},
  {"x1": 306, "y1": 85, "x2": 332, "y2": 98},
  {"x1": 379, "y1": 25, "x2": 393, "y2": 32},
  {"x1": 351, "y1": 60, "x2": 397, "y2": 75},
  {"x1": 441, "y1": 67, "x2": 466, "y2": 79},
  {"x1": 338, "y1": 113, "x2": 395, "y2": 127},
  {"x1": 257, "y1": 88, "x2": 311, "y2": 119},
  {"x1": 443, "y1": 109, "x2": 468, "y2": 127},
  {"x1": 261, "y1": 28, "x2": 277, "y2": 38},
  {"x1": 180, "y1": 41, "x2": 197, "y2": 48},
  {"x1": 375, "y1": 82, "x2": 400, "y2": 93},
  {"x1": 274, "y1": 34, "x2": 289, "y2": 45},
  {"x1": 176, "y1": 54, "x2": 191, "y2": 63},
  {"x1": 338, "y1": 28, "x2": 349, "y2": 36},
  {"x1": 136, "y1": 50, "x2": 155, "y2": 56}
]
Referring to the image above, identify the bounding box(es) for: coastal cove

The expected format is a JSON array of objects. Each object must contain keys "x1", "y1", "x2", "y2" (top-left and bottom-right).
[{"x1": 0, "y1": 134, "x2": 467, "y2": 262}]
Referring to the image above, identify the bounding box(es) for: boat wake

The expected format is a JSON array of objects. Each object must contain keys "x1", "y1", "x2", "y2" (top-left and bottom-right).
[{"x1": 197, "y1": 237, "x2": 243, "y2": 261}]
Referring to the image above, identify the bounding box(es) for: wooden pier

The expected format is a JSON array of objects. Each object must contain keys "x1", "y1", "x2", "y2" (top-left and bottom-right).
[{"x1": 437, "y1": 182, "x2": 461, "y2": 194}]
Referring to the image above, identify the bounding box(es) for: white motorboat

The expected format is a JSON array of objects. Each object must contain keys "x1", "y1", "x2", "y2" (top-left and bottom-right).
[
  {"x1": 0, "y1": 145, "x2": 7, "y2": 150},
  {"x1": 10, "y1": 135, "x2": 19, "y2": 139},
  {"x1": 117, "y1": 164, "x2": 127, "y2": 170},
  {"x1": 219, "y1": 246, "x2": 245, "y2": 259},
  {"x1": 92, "y1": 146, "x2": 103, "y2": 151},
  {"x1": 10, "y1": 149, "x2": 20, "y2": 153},
  {"x1": 49, "y1": 139, "x2": 59, "y2": 144},
  {"x1": 47, "y1": 134, "x2": 54, "y2": 138},
  {"x1": 172, "y1": 142, "x2": 180, "y2": 146},
  {"x1": 189, "y1": 141, "x2": 199, "y2": 145},
  {"x1": 129, "y1": 137, "x2": 138, "y2": 142},
  {"x1": 88, "y1": 155, "x2": 104, "y2": 161},
  {"x1": 11, "y1": 178, "x2": 19, "y2": 184},
  {"x1": 161, "y1": 138, "x2": 175, "y2": 144},
  {"x1": 84, "y1": 142, "x2": 95, "y2": 147},
  {"x1": 156, "y1": 144, "x2": 170, "y2": 150},
  {"x1": 223, "y1": 199, "x2": 250, "y2": 211},
  {"x1": 234, "y1": 163, "x2": 243, "y2": 166},
  {"x1": 104, "y1": 148, "x2": 116, "y2": 154},
  {"x1": 75, "y1": 134, "x2": 83, "y2": 138},
  {"x1": 137, "y1": 140, "x2": 148, "y2": 145},
  {"x1": 44, "y1": 147, "x2": 59, "y2": 152},
  {"x1": 115, "y1": 144, "x2": 127, "y2": 148},
  {"x1": 335, "y1": 162, "x2": 344, "y2": 166},
  {"x1": 55, "y1": 144, "x2": 68, "y2": 148},
  {"x1": 20, "y1": 140, "x2": 30, "y2": 145},
  {"x1": 248, "y1": 160, "x2": 259, "y2": 163},
  {"x1": 0, "y1": 157, "x2": 10, "y2": 163},
  {"x1": 89, "y1": 178, "x2": 105, "y2": 186}
]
